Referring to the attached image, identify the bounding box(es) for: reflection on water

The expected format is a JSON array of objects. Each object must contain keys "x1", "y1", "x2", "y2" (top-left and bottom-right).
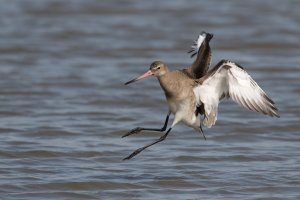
[{"x1": 0, "y1": 0, "x2": 299, "y2": 199}]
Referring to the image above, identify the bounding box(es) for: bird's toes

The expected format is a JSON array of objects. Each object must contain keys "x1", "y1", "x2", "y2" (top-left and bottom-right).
[
  {"x1": 123, "y1": 147, "x2": 143, "y2": 160},
  {"x1": 122, "y1": 127, "x2": 142, "y2": 138},
  {"x1": 123, "y1": 152, "x2": 136, "y2": 160}
]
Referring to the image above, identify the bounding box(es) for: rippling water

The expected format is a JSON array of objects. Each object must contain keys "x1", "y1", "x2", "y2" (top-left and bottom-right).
[{"x1": 0, "y1": 0, "x2": 299, "y2": 199}]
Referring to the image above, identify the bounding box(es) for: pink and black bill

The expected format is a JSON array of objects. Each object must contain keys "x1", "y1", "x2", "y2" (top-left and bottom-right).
[{"x1": 125, "y1": 70, "x2": 153, "y2": 85}]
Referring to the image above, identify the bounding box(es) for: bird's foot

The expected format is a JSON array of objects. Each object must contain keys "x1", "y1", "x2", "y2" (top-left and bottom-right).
[
  {"x1": 122, "y1": 127, "x2": 142, "y2": 138},
  {"x1": 123, "y1": 147, "x2": 144, "y2": 160}
]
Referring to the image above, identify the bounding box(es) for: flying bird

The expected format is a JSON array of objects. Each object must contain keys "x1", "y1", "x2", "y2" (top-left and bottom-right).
[{"x1": 123, "y1": 32, "x2": 279, "y2": 160}]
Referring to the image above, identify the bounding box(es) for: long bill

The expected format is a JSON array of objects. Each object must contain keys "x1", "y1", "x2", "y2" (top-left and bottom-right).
[{"x1": 124, "y1": 70, "x2": 153, "y2": 85}]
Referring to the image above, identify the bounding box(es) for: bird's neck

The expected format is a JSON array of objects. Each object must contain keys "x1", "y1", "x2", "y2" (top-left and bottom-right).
[
  {"x1": 157, "y1": 71, "x2": 176, "y2": 98},
  {"x1": 157, "y1": 70, "x2": 195, "y2": 101}
]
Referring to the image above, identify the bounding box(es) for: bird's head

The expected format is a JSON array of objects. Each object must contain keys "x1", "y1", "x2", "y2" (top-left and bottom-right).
[{"x1": 125, "y1": 61, "x2": 168, "y2": 85}]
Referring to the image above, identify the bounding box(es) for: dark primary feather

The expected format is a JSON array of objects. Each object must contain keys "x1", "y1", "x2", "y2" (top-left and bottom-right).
[{"x1": 183, "y1": 32, "x2": 214, "y2": 79}]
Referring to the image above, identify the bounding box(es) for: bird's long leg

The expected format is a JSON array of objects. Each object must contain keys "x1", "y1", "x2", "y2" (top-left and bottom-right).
[
  {"x1": 199, "y1": 124, "x2": 206, "y2": 140},
  {"x1": 122, "y1": 113, "x2": 170, "y2": 138},
  {"x1": 123, "y1": 128, "x2": 172, "y2": 160}
]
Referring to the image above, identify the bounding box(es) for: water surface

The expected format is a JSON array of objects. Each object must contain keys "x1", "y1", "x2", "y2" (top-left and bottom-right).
[{"x1": 0, "y1": 0, "x2": 299, "y2": 199}]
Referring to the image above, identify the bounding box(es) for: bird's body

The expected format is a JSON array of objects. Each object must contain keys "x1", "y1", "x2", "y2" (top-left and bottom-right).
[
  {"x1": 123, "y1": 32, "x2": 279, "y2": 160},
  {"x1": 157, "y1": 69, "x2": 200, "y2": 131}
]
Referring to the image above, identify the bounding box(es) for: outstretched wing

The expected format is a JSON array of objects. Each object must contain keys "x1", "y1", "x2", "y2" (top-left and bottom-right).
[
  {"x1": 193, "y1": 59, "x2": 279, "y2": 127},
  {"x1": 183, "y1": 32, "x2": 213, "y2": 79}
]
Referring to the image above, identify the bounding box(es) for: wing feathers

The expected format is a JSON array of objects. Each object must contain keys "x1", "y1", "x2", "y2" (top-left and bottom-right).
[
  {"x1": 193, "y1": 60, "x2": 280, "y2": 126},
  {"x1": 184, "y1": 32, "x2": 213, "y2": 79},
  {"x1": 226, "y1": 61, "x2": 279, "y2": 117},
  {"x1": 188, "y1": 35, "x2": 206, "y2": 58}
]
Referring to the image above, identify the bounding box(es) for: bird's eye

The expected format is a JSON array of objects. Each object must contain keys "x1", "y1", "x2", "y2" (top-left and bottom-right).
[{"x1": 157, "y1": 67, "x2": 160, "y2": 70}]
